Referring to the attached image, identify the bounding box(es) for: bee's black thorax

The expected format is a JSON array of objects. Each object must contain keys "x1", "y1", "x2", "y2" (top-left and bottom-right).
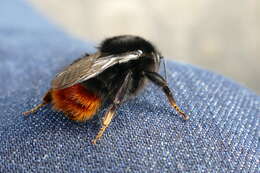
[
  {"x1": 83, "y1": 35, "x2": 161, "y2": 103},
  {"x1": 99, "y1": 35, "x2": 160, "y2": 72},
  {"x1": 100, "y1": 35, "x2": 156, "y2": 55}
]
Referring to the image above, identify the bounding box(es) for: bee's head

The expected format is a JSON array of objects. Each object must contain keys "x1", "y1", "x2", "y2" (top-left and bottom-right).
[{"x1": 99, "y1": 35, "x2": 158, "y2": 55}]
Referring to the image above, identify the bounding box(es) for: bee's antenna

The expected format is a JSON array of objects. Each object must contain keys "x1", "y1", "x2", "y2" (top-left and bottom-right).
[{"x1": 162, "y1": 57, "x2": 167, "y2": 81}]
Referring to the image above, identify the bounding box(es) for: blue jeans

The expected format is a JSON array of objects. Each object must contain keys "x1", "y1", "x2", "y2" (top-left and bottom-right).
[{"x1": 0, "y1": 0, "x2": 259, "y2": 172}]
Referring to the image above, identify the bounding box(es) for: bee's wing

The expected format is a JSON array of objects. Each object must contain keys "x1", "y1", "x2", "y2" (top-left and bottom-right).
[{"x1": 51, "y1": 50, "x2": 143, "y2": 89}]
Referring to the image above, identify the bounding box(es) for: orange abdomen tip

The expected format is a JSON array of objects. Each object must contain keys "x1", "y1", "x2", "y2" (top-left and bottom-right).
[{"x1": 51, "y1": 84, "x2": 101, "y2": 122}]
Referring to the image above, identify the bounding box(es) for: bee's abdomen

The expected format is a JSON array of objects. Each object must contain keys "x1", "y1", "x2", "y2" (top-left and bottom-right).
[{"x1": 51, "y1": 84, "x2": 101, "y2": 122}]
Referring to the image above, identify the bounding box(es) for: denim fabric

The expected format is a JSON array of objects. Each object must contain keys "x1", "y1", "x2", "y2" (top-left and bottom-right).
[{"x1": 0, "y1": 0, "x2": 259, "y2": 172}]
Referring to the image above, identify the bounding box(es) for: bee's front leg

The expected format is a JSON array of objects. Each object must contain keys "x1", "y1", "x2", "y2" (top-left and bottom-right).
[{"x1": 144, "y1": 71, "x2": 189, "y2": 120}]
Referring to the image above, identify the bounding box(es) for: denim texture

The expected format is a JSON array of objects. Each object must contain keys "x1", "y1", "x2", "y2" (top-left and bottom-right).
[{"x1": 0, "y1": 0, "x2": 259, "y2": 172}]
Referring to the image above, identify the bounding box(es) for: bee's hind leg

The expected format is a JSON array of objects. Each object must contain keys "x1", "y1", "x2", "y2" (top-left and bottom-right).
[
  {"x1": 92, "y1": 71, "x2": 132, "y2": 144},
  {"x1": 23, "y1": 90, "x2": 52, "y2": 116}
]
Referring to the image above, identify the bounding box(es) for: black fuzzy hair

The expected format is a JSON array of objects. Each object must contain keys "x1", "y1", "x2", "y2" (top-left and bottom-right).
[{"x1": 99, "y1": 35, "x2": 156, "y2": 55}]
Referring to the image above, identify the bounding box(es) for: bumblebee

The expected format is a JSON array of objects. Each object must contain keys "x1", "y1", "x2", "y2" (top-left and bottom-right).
[{"x1": 24, "y1": 35, "x2": 189, "y2": 144}]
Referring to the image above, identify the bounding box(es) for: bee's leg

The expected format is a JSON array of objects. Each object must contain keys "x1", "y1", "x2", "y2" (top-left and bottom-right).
[
  {"x1": 92, "y1": 72, "x2": 132, "y2": 144},
  {"x1": 144, "y1": 71, "x2": 189, "y2": 120},
  {"x1": 23, "y1": 90, "x2": 52, "y2": 116},
  {"x1": 91, "y1": 104, "x2": 116, "y2": 144}
]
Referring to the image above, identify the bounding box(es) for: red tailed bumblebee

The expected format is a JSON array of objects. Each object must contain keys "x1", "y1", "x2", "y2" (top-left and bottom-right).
[{"x1": 23, "y1": 35, "x2": 189, "y2": 144}]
